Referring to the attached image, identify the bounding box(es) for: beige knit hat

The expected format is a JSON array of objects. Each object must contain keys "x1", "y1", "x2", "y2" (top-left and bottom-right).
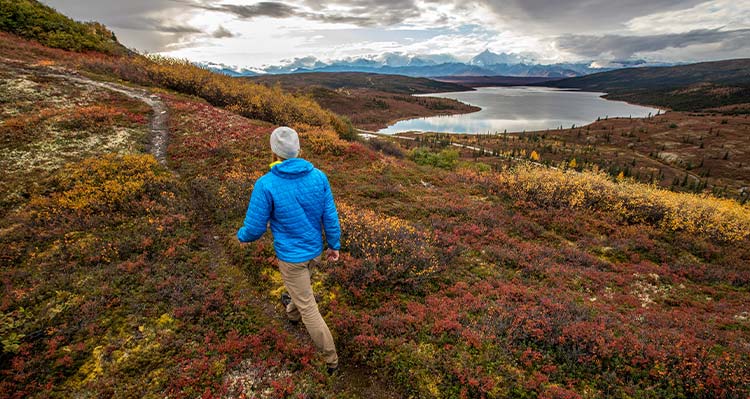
[{"x1": 270, "y1": 126, "x2": 300, "y2": 159}]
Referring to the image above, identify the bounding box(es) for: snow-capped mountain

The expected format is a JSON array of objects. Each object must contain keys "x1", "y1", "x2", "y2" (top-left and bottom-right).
[
  {"x1": 203, "y1": 50, "x2": 673, "y2": 78},
  {"x1": 469, "y1": 50, "x2": 531, "y2": 66},
  {"x1": 196, "y1": 61, "x2": 262, "y2": 76}
]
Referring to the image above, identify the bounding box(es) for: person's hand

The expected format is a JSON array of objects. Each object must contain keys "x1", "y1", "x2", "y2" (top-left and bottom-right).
[{"x1": 326, "y1": 249, "x2": 340, "y2": 262}]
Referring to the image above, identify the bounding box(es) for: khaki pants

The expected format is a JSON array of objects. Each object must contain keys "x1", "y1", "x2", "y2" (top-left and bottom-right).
[{"x1": 278, "y1": 256, "x2": 338, "y2": 367}]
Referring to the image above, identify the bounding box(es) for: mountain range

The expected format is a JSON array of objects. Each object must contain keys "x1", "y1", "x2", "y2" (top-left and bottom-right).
[{"x1": 201, "y1": 50, "x2": 675, "y2": 78}]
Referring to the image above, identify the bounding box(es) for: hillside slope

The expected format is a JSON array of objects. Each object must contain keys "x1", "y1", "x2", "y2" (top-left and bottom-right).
[{"x1": 543, "y1": 59, "x2": 750, "y2": 111}]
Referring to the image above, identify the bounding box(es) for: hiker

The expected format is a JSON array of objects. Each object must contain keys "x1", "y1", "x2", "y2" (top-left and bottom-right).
[{"x1": 237, "y1": 126, "x2": 341, "y2": 374}]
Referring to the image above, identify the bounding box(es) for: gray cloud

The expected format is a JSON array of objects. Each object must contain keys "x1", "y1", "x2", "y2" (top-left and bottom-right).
[
  {"x1": 556, "y1": 28, "x2": 750, "y2": 59},
  {"x1": 212, "y1": 2, "x2": 298, "y2": 19},
  {"x1": 299, "y1": 0, "x2": 418, "y2": 18},
  {"x1": 110, "y1": 17, "x2": 202, "y2": 34},
  {"x1": 482, "y1": 0, "x2": 707, "y2": 32},
  {"x1": 42, "y1": 0, "x2": 206, "y2": 51},
  {"x1": 212, "y1": 25, "x2": 236, "y2": 39},
  {"x1": 204, "y1": 0, "x2": 418, "y2": 27},
  {"x1": 201, "y1": 0, "x2": 722, "y2": 34},
  {"x1": 43, "y1": 0, "x2": 207, "y2": 32}
]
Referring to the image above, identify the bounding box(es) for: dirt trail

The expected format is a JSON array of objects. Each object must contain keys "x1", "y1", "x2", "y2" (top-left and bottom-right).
[
  {"x1": 46, "y1": 73, "x2": 169, "y2": 165},
  {"x1": 0, "y1": 58, "x2": 168, "y2": 165}
]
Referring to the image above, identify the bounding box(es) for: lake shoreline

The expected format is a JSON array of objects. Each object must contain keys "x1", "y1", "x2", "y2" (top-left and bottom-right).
[{"x1": 377, "y1": 86, "x2": 665, "y2": 135}]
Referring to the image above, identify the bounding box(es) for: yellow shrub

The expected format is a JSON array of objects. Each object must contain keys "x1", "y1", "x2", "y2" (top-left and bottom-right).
[
  {"x1": 339, "y1": 202, "x2": 420, "y2": 256},
  {"x1": 30, "y1": 154, "x2": 168, "y2": 216},
  {"x1": 336, "y1": 202, "x2": 440, "y2": 288},
  {"x1": 496, "y1": 165, "x2": 750, "y2": 242},
  {"x1": 301, "y1": 128, "x2": 348, "y2": 155},
  {"x1": 138, "y1": 56, "x2": 336, "y2": 129}
]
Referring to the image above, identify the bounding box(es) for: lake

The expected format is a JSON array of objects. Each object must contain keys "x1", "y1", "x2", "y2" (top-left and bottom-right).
[{"x1": 377, "y1": 86, "x2": 664, "y2": 134}]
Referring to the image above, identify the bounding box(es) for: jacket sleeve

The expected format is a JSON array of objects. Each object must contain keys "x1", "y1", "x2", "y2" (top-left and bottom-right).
[
  {"x1": 237, "y1": 181, "x2": 272, "y2": 243},
  {"x1": 321, "y1": 174, "x2": 341, "y2": 250}
]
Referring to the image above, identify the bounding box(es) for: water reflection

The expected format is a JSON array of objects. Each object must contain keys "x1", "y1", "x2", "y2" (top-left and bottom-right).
[{"x1": 378, "y1": 86, "x2": 663, "y2": 134}]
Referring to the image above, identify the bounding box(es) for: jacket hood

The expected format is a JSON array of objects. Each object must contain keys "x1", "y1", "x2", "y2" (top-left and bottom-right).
[{"x1": 271, "y1": 158, "x2": 314, "y2": 179}]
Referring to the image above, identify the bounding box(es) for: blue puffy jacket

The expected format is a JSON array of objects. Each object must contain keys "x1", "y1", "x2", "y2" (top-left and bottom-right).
[{"x1": 237, "y1": 158, "x2": 341, "y2": 263}]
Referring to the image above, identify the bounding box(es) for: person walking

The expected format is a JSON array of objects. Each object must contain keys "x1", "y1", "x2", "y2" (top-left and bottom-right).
[{"x1": 237, "y1": 126, "x2": 341, "y2": 374}]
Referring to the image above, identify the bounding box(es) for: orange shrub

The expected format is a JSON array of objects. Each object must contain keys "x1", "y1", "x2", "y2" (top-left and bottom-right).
[
  {"x1": 0, "y1": 108, "x2": 61, "y2": 145},
  {"x1": 56, "y1": 105, "x2": 123, "y2": 130}
]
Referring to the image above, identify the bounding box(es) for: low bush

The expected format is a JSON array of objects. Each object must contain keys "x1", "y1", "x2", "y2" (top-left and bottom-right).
[
  {"x1": 329, "y1": 114, "x2": 358, "y2": 141},
  {"x1": 410, "y1": 147, "x2": 459, "y2": 169},
  {"x1": 365, "y1": 138, "x2": 406, "y2": 159},
  {"x1": 28, "y1": 154, "x2": 170, "y2": 219},
  {"x1": 491, "y1": 165, "x2": 750, "y2": 242},
  {"x1": 324, "y1": 203, "x2": 441, "y2": 297},
  {"x1": 301, "y1": 127, "x2": 349, "y2": 156}
]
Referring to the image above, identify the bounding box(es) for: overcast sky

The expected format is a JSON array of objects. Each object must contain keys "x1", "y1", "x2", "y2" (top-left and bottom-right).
[{"x1": 41, "y1": 0, "x2": 750, "y2": 68}]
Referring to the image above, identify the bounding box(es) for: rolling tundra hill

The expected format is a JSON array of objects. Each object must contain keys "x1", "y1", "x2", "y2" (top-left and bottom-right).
[
  {"x1": 543, "y1": 58, "x2": 750, "y2": 111},
  {"x1": 545, "y1": 58, "x2": 750, "y2": 90},
  {"x1": 246, "y1": 71, "x2": 472, "y2": 94},
  {"x1": 432, "y1": 75, "x2": 561, "y2": 87}
]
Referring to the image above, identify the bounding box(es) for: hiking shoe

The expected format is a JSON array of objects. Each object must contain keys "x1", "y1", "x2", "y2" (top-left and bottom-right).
[
  {"x1": 280, "y1": 292, "x2": 293, "y2": 307},
  {"x1": 280, "y1": 292, "x2": 300, "y2": 325}
]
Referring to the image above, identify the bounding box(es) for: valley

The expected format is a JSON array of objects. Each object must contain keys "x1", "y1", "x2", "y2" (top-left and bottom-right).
[{"x1": 246, "y1": 72, "x2": 480, "y2": 130}]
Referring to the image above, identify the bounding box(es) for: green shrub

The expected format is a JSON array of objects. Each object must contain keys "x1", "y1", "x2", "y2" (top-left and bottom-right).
[
  {"x1": 0, "y1": 0, "x2": 125, "y2": 54},
  {"x1": 410, "y1": 147, "x2": 459, "y2": 170},
  {"x1": 330, "y1": 114, "x2": 358, "y2": 141}
]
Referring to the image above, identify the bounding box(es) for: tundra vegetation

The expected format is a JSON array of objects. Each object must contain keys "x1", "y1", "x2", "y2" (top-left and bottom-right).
[
  {"x1": 407, "y1": 108, "x2": 750, "y2": 203},
  {"x1": 1, "y1": 3, "x2": 750, "y2": 398}
]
